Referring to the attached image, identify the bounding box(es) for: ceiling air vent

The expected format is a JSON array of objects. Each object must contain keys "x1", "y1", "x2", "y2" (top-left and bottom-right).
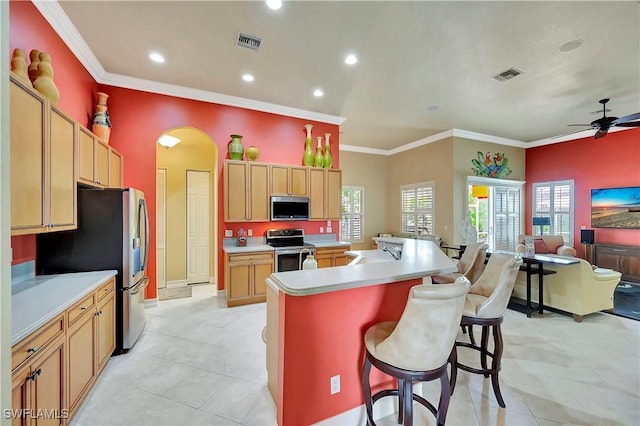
[
  {"x1": 492, "y1": 67, "x2": 522, "y2": 82},
  {"x1": 237, "y1": 32, "x2": 263, "y2": 51}
]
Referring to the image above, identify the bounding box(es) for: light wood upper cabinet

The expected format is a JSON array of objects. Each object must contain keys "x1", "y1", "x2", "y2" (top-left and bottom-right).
[
  {"x1": 270, "y1": 164, "x2": 309, "y2": 197},
  {"x1": 224, "y1": 160, "x2": 270, "y2": 222},
  {"x1": 10, "y1": 74, "x2": 77, "y2": 236},
  {"x1": 108, "y1": 148, "x2": 123, "y2": 188},
  {"x1": 78, "y1": 127, "x2": 110, "y2": 188},
  {"x1": 309, "y1": 168, "x2": 342, "y2": 220}
]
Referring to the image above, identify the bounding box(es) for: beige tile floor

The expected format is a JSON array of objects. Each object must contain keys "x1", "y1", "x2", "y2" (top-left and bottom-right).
[{"x1": 71, "y1": 284, "x2": 639, "y2": 426}]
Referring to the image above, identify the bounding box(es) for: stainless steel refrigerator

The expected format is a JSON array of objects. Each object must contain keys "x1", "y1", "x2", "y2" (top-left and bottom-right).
[{"x1": 37, "y1": 187, "x2": 149, "y2": 354}]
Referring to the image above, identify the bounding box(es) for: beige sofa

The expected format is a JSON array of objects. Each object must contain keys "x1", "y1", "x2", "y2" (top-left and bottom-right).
[
  {"x1": 515, "y1": 235, "x2": 577, "y2": 257},
  {"x1": 512, "y1": 257, "x2": 622, "y2": 322}
]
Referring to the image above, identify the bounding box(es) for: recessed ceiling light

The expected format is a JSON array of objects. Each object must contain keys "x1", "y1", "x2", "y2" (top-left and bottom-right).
[
  {"x1": 266, "y1": 0, "x2": 282, "y2": 10},
  {"x1": 149, "y1": 52, "x2": 165, "y2": 64},
  {"x1": 313, "y1": 89, "x2": 324, "y2": 97},
  {"x1": 345, "y1": 54, "x2": 358, "y2": 65},
  {"x1": 242, "y1": 74, "x2": 255, "y2": 82},
  {"x1": 559, "y1": 39, "x2": 583, "y2": 52}
]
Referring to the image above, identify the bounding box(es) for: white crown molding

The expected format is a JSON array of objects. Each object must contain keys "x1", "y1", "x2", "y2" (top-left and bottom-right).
[
  {"x1": 34, "y1": 1, "x2": 345, "y2": 126},
  {"x1": 33, "y1": 0, "x2": 106, "y2": 80},
  {"x1": 526, "y1": 126, "x2": 633, "y2": 147},
  {"x1": 101, "y1": 72, "x2": 346, "y2": 125},
  {"x1": 341, "y1": 128, "x2": 526, "y2": 156}
]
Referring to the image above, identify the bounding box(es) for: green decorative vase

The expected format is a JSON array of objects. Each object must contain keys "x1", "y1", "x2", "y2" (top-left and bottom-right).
[
  {"x1": 303, "y1": 124, "x2": 314, "y2": 166},
  {"x1": 314, "y1": 136, "x2": 324, "y2": 168},
  {"x1": 323, "y1": 133, "x2": 332, "y2": 168},
  {"x1": 229, "y1": 134, "x2": 244, "y2": 160}
]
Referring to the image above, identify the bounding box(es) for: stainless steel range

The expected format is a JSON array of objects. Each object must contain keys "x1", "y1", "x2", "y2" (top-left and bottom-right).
[{"x1": 266, "y1": 228, "x2": 315, "y2": 272}]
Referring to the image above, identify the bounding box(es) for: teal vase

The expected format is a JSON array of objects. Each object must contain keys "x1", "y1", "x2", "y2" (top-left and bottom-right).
[
  {"x1": 229, "y1": 134, "x2": 244, "y2": 160},
  {"x1": 323, "y1": 133, "x2": 332, "y2": 168},
  {"x1": 314, "y1": 137, "x2": 324, "y2": 168}
]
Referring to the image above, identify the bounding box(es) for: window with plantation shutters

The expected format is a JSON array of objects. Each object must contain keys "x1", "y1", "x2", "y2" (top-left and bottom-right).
[
  {"x1": 341, "y1": 186, "x2": 363, "y2": 242},
  {"x1": 400, "y1": 182, "x2": 434, "y2": 237},
  {"x1": 493, "y1": 186, "x2": 520, "y2": 251},
  {"x1": 532, "y1": 180, "x2": 574, "y2": 246}
]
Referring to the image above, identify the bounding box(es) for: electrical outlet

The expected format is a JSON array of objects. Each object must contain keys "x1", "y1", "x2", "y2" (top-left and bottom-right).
[
  {"x1": 327, "y1": 226, "x2": 332, "y2": 233},
  {"x1": 225, "y1": 230, "x2": 233, "y2": 237},
  {"x1": 581, "y1": 225, "x2": 586, "y2": 230},
  {"x1": 320, "y1": 227, "x2": 324, "y2": 233},
  {"x1": 327, "y1": 220, "x2": 331, "y2": 227},
  {"x1": 248, "y1": 229, "x2": 253, "y2": 236},
  {"x1": 330, "y1": 375, "x2": 340, "y2": 394}
]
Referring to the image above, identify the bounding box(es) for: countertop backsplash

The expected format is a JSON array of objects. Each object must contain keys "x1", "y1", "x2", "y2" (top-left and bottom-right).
[{"x1": 11, "y1": 260, "x2": 35, "y2": 284}]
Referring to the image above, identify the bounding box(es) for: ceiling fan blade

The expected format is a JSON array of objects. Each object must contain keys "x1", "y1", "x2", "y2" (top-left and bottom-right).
[
  {"x1": 594, "y1": 129, "x2": 608, "y2": 139},
  {"x1": 613, "y1": 112, "x2": 640, "y2": 124},
  {"x1": 613, "y1": 122, "x2": 640, "y2": 127}
]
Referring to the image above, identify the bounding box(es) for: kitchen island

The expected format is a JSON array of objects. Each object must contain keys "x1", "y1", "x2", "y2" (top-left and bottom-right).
[{"x1": 265, "y1": 238, "x2": 456, "y2": 425}]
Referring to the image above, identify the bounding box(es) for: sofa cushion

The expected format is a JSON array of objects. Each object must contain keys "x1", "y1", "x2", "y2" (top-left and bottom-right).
[{"x1": 533, "y1": 238, "x2": 549, "y2": 254}]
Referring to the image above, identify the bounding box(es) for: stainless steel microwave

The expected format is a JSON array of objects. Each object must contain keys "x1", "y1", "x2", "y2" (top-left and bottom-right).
[{"x1": 270, "y1": 196, "x2": 310, "y2": 221}]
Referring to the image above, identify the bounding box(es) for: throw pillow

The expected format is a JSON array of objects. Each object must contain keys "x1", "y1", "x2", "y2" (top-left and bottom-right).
[{"x1": 533, "y1": 238, "x2": 549, "y2": 254}]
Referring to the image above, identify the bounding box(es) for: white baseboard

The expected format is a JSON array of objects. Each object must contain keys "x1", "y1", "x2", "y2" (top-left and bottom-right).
[
  {"x1": 313, "y1": 398, "x2": 395, "y2": 425},
  {"x1": 166, "y1": 279, "x2": 187, "y2": 288},
  {"x1": 144, "y1": 298, "x2": 158, "y2": 308}
]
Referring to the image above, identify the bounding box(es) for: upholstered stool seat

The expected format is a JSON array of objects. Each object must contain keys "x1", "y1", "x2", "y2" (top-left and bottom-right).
[
  {"x1": 450, "y1": 253, "x2": 522, "y2": 408},
  {"x1": 432, "y1": 242, "x2": 488, "y2": 284},
  {"x1": 362, "y1": 279, "x2": 470, "y2": 426}
]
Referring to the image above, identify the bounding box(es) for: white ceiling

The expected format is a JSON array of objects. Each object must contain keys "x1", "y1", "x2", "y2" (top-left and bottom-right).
[{"x1": 39, "y1": 1, "x2": 640, "y2": 151}]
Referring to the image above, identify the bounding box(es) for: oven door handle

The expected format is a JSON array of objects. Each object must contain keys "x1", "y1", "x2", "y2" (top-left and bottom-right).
[{"x1": 276, "y1": 249, "x2": 315, "y2": 255}]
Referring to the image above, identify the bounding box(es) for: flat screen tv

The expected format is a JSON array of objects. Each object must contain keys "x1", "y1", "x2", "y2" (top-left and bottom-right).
[{"x1": 591, "y1": 186, "x2": 640, "y2": 229}]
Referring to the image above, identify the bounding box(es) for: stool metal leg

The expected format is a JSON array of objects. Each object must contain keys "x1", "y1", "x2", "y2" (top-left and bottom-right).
[
  {"x1": 481, "y1": 325, "x2": 489, "y2": 377},
  {"x1": 362, "y1": 355, "x2": 375, "y2": 426},
  {"x1": 398, "y1": 378, "x2": 405, "y2": 425},
  {"x1": 437, "y1": 370, "x2": 451, "y2": 426},
  {"x1": 402, "y1": 379, "x2": 413, "y2": 426}
]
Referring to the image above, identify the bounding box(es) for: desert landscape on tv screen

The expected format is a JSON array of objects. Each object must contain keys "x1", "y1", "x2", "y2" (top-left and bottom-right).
[{"x1": 591, "y1": 187, "x2": 640, "y2": 229}]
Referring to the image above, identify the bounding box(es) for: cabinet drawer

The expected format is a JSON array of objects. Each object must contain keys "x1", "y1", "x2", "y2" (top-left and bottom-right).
[
  {"x1": 228, "y1": 253, "x2": 274, "y2": 263},
  {"x1": 97, "y1": 278, "x2": 115, "y2": 302},
  {"x1": 316, "y1": 247, "x2": 348, "y2": 255},
  {"x1": 11, "y1": 314, "x2": 64, "y2": 371},
  {"x1": 67, "y1": 293, "x2": 96, "y2": 326}
]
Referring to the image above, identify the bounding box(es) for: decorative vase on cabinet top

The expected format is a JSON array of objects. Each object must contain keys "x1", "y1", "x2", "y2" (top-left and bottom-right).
[
  {"x1": 229, "y1": 134, "x2": 244, "y2": 160},
  {"x1": 323, "y1": 133, "x2": 332, "y2": 169},
  {"x1": 246, "y1": 145, "x2": 260, "y2": 161},
  {"x1": 303, "y1": 124, "x2": 314, "y2": 166},
  {"x1": 314, "y1": 137, "x2": 324, "y2": 168},
  {"x1": 92, "y1": 92, "x2": 112, "y2": 143}
]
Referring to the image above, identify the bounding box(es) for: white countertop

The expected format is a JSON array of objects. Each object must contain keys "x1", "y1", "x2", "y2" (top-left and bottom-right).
[
  {"x1": 12, "y1": 270, "x2": 117, "y2": 345},
  {"x1": 309, "y1": 241, "x2": 351, "y2": 248},
  {"x1": 267, "y1": 239, "x2": 456, "y2": 296},
  {"x1": 223, "y1": 244, "x2": 274, "y2": 254}
]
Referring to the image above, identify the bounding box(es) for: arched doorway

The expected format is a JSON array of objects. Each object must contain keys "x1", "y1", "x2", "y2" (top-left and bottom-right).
[{"x1": 156, "y1": 127, "x2": 218, "y2": 299}]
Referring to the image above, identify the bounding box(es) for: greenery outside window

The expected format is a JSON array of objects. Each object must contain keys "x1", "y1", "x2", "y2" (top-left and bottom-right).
[
  {"x1": 401, "y1": 182, "x2": 434, "y2": 237},
  {"x1": 341, "y1": 186, "x2": 363, "y2": 242},
  {"x1": 532, "y1": 180, "x2": 574, "y2": 245}
]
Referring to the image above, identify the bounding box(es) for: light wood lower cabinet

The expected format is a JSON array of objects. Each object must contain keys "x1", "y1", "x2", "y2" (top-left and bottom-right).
[
  {"x1": 66, "y1": 278, "x2": 115, "y2": 418},
  {"x1": 225, "y1": 252, "x2": 274, "y2": 306},
  {"x1": 11, "y1": 326, "x2": 66, "y2": 426},
  {"x1": 11, "y1": 278, "x2": 116, "y2": 425},
  {"x1": 315, "y1": 246, "x2": 351, "y2": 268}
]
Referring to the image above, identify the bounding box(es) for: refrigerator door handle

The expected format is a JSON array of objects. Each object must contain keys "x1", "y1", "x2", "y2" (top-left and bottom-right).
[
  {"x1": 139, "y1": 198, "x2": 150, "y2": 272},
  {"x1": 129, "y1": 276, "x2": 149, "y2": 295}
]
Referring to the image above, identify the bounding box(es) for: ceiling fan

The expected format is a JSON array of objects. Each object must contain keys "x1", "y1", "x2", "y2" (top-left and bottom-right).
[{"x1": 568, "y1": 98, "x2": 640, "y2": 139}]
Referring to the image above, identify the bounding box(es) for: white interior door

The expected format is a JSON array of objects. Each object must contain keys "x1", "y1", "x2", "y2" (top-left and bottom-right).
[
  {"x1": 156, "y1": 169, "x2": 167, "y2": 289},
  {"x1": 187, "y1": 170, "x2": 210, "y2": 284}
]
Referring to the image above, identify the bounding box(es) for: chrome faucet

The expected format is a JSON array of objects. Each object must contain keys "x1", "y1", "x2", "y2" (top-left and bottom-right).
[{"x1": 382, "y1": 245, "x2": 401, "y2": 260}]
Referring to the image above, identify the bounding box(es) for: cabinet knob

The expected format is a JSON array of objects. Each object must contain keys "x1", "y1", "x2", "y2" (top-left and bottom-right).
[
  {"x1": 80, "y1": 306, "x2": 88, "y2": 311},
  {"x1": 27, "y1": 346, "x2": 40, "y2": 354}
]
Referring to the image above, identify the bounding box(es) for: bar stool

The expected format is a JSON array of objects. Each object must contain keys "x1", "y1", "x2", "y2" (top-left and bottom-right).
[
  {"x1": 432, "y1": 242, "x2": 488, "y2": 284},
  {"x1": 361, "y1": 279, "x2": 470, "y2": 426},
  {"x1": 449, "y1": 253, "x2": 522, "y2": 408}
]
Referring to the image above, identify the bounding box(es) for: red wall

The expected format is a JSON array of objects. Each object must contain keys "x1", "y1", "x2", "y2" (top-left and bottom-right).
[
  {"x1": 525, "y1": 128, "x2": 640, "y2": 257},
  {"x1": 8, "y1": 1, "x2": 340, "y2": 299},
  {"x1": 277, "y1": 278, "x2": 422, "y2": 425}
]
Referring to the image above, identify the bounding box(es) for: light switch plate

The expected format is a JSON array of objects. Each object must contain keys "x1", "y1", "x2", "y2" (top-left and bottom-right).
[
  {"x1": 327, "y1": 220, "x2": 331, "y2": 227},
  {"x1": 327, "y1": 226, "x2": 332, "y2": 233},
  {"x1": 225, "y1": 230, "x2": 233, "y2": 237},
  {"x1": 248, "y1": 229, "x2": 253, "y2": 236},
  {"x1": 320, "y1": 227, "x2": 324, "y2": 233}
]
